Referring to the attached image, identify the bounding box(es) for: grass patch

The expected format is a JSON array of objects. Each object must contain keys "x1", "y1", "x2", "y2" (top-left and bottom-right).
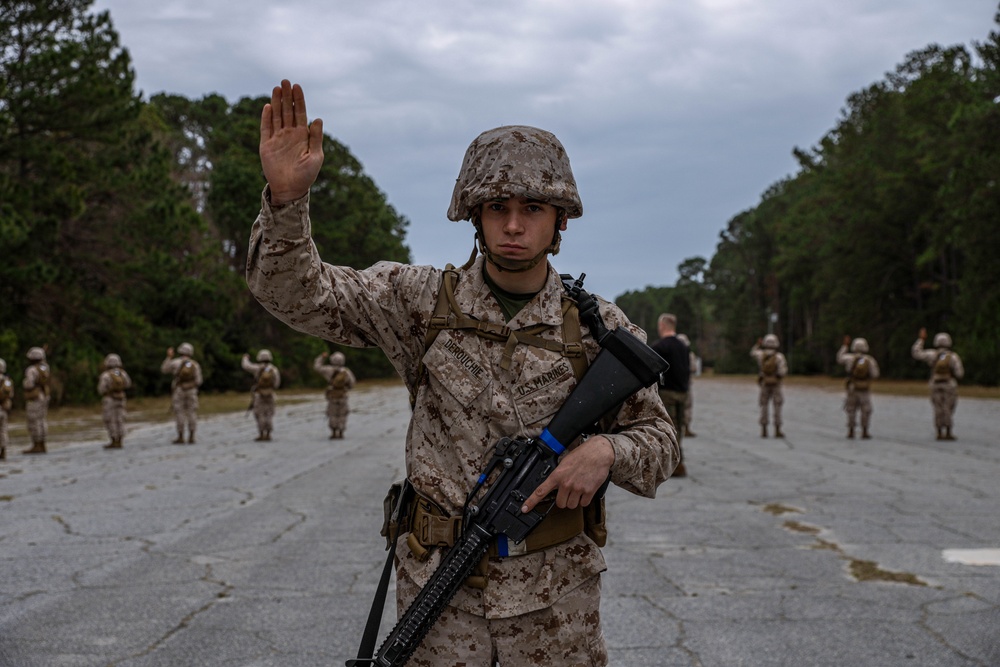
[
  {"x1": 849, "y1": 559, "x2": 926, "y2": 586},
  {"x1": 761, "y1": 502, "x2": 801, "y2": 516}
]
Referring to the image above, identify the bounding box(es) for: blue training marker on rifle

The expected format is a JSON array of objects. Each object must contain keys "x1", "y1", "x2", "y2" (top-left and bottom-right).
[{"x1": 538, "y1": 428, "x2": 565, "y2": 455}]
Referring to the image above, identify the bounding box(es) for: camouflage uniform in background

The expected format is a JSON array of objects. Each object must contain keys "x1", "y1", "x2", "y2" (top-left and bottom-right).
[
  {"x1": 22, "y1": 347, "x2": 50, "y2": 454},
  {"x1": 677, "y1": 333, "x2": 697, "y2": 437},
  {"x1": 911, "y1": 332, "x2": 964, "y2": 440},
  {"x1": 0, "y1": 358, "x2": 12, "y2": 460},
  {"x1": 313, "y1": 351, "x2": 355, "y2": 439},
  {"x1": 249, "y1": 111, "x2": 676, "y2": 666},
  {"x1": 242, "y1": 350, "x2": 281, "y2": 441},
  {"x1": 98, "y1": 353, "x2": 132, "y2": 449},
  {"x1": 751, "y1": 334, "x2": 788, "y2": 438},
  {"x1": 161, "y1": 342, "x2": 203, "y2": 444},
  {"x1": 836, "y1": 338, "x2": 880, "y2": 439}
]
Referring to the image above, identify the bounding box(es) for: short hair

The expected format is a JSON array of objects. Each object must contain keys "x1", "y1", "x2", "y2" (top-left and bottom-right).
[{"x1": 658, "y1": 313, "x2": 677, "y2": 329}]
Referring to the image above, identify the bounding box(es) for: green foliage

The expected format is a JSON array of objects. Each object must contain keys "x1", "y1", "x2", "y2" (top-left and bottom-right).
[
  {"x1": 626, "y1": 17, "x2": 1000, "y2": 385},
  {"x1": 0, "y1": 0, "x2": 411, "y2": 406}
]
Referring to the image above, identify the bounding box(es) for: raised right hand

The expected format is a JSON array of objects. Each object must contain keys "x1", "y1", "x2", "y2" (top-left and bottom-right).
[{"x1": 259, "y1": 80, "x2": 325, "y2": 206}]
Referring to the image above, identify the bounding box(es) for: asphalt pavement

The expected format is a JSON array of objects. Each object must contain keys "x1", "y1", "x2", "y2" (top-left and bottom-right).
[{"x1": 0, "y1": 377, "x2": 997, "y2": 666}]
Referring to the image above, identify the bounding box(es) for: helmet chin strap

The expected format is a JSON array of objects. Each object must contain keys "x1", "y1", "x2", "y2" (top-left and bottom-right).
[{"x1": 471, "y1": 215, "x2": 563, "y2": 273}]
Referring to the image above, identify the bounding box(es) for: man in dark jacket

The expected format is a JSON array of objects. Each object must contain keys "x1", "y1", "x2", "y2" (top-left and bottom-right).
[{"x1": 651, "y1": 313, "x2": 690, "y2": 476}]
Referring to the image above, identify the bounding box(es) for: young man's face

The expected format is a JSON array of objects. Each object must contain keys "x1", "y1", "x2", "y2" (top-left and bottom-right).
[{"x1": 478, "y1": 196, "x2": 565, "y2": 265}]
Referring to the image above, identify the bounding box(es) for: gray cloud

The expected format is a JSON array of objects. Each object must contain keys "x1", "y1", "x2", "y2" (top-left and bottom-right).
[{"x1": 94, "y1": 0, "x2": 997, "y2": 298}]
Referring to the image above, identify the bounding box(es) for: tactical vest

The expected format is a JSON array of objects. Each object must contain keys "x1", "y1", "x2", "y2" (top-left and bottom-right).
[
  {"x1": 24, "y1": 363, "x2": 50, "y2": 400},
  {"x1": 932, "y1": 352, "x2": 953, "y2": 382},
  {"x1": 412, "y1": 264, "x2": 588, "y2": 408},
  {"x1": 849, "y1": 356, "x2": 871, "y2": 391},
  {"x1": 108, "y1": 369, "x2": 127, "y2": 399},
  {"x1": 760, "y1": 353, "x2": 780, "y2": 386},
  {"x1": 256, "y1": 364, "x2": 276, "y2": 393},
  {"x1": 404, "y1": 265, "x2": 606, "y2": 560},
  {"x1": 176, "y1": 359, "x2": 197, "y2": 390},
  {"x1": 326, "y1": 368, "x2": 349, "y2": 399},
  {"x1": 0, "y1": 375, "x2": 13, "y2": 405}
]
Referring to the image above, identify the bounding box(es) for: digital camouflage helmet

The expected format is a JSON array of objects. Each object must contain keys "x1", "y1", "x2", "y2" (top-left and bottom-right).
[
  {"x1": 448, "y1": 125, "x2": 583, "y2": 272},
  {"x1": 104, "y1": 354, "x2": 122, "y2": 369}
]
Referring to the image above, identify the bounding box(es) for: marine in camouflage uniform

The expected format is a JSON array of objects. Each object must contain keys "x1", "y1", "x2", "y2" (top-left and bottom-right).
[
  {"x1": 242, "y1": 349, "x2": 281, "y2": 441},
  {"x1": 22, "y1": 346, "x2": 51, "y2": 454},
  {"x1": 161, "y1": 342, "x2": 203, "y2": 444},
  {"x1": 0, "y1": 358, "x2": 13, "y2": 461},
  {"x1": 313, "y1": 351, "x2": 355, "y2": 439},
  {"x1": 911, "y1": 328, "x2": 964, "y2": 440},
  {"x1": 248, "y1": 80, "x2": 677, "y2": 666},
  {"x1": 836, "y1": 336, "x2": 880, "y2": 439},
  {"x1": 676, "y1": 332, "x2": 698, "y2": 437},
  {"x1": 98, "y1": 353, "x2": 132, "y2": 449},
  {"x1": 751, "y1": 334, "x2": 787, "y2": 438}
]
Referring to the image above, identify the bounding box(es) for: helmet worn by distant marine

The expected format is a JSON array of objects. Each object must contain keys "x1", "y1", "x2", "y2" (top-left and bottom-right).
[
  {"x1": 256, "y1": 349, "x2": 273, "y2": 363},
  {"x1": 762, "y1": 334, "x2": 780, "y2": 350},
  {"x1": 933, "y1": 332, "x2": 952, "y2": 349},
  {"x1": 850, "y1": 337, "x2": 869, "y2": 354},
  {"x1": 27, "y1": 346, "x2": 46, "y2": 362},
  {"x1": 178, "y1": 342, "x2": 195, "y2": 357},
  {"x1": 104, "y1": 353, "x2": 122, "y2": 369}
]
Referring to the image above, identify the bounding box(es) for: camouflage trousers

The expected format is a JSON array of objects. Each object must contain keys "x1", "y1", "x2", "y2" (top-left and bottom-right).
[
  {"x1": 0, "y1": 408, "x2": 8, "y2": 451},
  {"x1": 684, "y1": 385, "x2": 694, "y2": 430},
  {"x1": 843, "y1": 389, "x2": 873, "y2": 430},
  {"x1": 171, "y1": 388, "x2": 199, "y2": 436},
  {"x1": 252, "y1": 393, "x2": 275, "y2": 433},
  {"x1": 930, "y1": 383, "x2": 958, "y2": 429},
  {"x1": 26, "y1": 396, "x2": 49, "y2": 443},
  {"x1": 326, "y1": 396, "x2": 349, "y2": 432},
  {"x1": 102, "y1": 396, "x2": 127, "y2": 440},
  {"x1": 758, "y1": 383, "x2": 783, "y2": 427},
  {"x1": 396, "y1": 573, "x2": 608, "y2": 666},
  {"x1": 658, "y1": 388, "x2": 687, "y2": 451}
]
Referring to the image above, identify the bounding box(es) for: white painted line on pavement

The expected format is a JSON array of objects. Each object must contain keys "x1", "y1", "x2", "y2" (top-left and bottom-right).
[{"x1": 942, "y1": 548, "x2": 1000, "y2": 566}]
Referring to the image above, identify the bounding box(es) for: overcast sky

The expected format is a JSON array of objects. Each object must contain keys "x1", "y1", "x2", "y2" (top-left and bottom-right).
[{"x1": 91, "y1": 0, "x2": 998, "y2": 299}]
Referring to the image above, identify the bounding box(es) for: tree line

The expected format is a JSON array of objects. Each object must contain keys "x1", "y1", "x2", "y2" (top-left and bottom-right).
[
  {"x1": 3, "y1": 1, "x2": 998, "y2": 410},
  {"x1": 0, "y1": 0, "x2": 409, "y2": 407},
  {"x1": 619, "y1": 9, "x2": 1000, "y2": 386}
]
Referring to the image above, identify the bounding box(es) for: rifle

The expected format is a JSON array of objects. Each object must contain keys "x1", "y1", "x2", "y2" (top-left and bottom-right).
[{"x1": 347, "y1": 274, "x2": 668, "y2": 667}]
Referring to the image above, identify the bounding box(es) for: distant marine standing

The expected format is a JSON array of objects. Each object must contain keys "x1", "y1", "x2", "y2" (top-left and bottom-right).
[
  {"x1": 242, "y1": 350, "x2": 281, "y2": 441},
  {"x1": 911, "y1": 328, "x2": 964, "y2": 440},
  {"x1": 98, "y1": 353, "x2": 132, "y2": 449},
  {"x1": 313, "y1": 351, "x2": 355, "y2": 439},
  {"x1": 161, "y1": 342, "x2": 203, "y2": 444},
  {"x1": 751, "y1": 334, "x2": 788, "y2": 438},
  {"x1": 22, "y1": 346, "x2": 51, "y2": 454},
  {"x1": 676, "y1": 332, "x2": 698, "y2": 438},
  {"x1": 836, "y1": 336, "x2": 880, "y2": 439},
  {"x1": 0, "y1": 358, "x2": 12, "y2": 460}
]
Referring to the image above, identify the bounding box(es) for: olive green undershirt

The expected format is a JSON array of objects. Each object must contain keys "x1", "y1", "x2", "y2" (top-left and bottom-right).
[{"x1": 482, "y1": 265, "x2": 539, "y2": 322}]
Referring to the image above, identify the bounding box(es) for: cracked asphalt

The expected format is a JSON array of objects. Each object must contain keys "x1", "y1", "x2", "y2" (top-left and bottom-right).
[{"x1": 1, "y1": 378, "x2": 997, "y2": 666}]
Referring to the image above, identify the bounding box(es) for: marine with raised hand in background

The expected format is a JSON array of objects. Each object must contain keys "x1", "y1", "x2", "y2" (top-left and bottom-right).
[
  {"x1": 911, "y1": 328, "x2": 964, "y2": 440},
  {"x1": 242, "y1": 349, "x2": 281, "y2": 441},
  {"x1": 751, "y1": 334, "x2": 787, "y2": 438},
  {"x1": 836, "y1": 336, "x2": 880, "y2": 439},
  {"x1": 161, "y1": 342, "x2": 202, "y2": 444},
  {"x1": 98, "y1": 353, "x2": 132, "y2": 450}
]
